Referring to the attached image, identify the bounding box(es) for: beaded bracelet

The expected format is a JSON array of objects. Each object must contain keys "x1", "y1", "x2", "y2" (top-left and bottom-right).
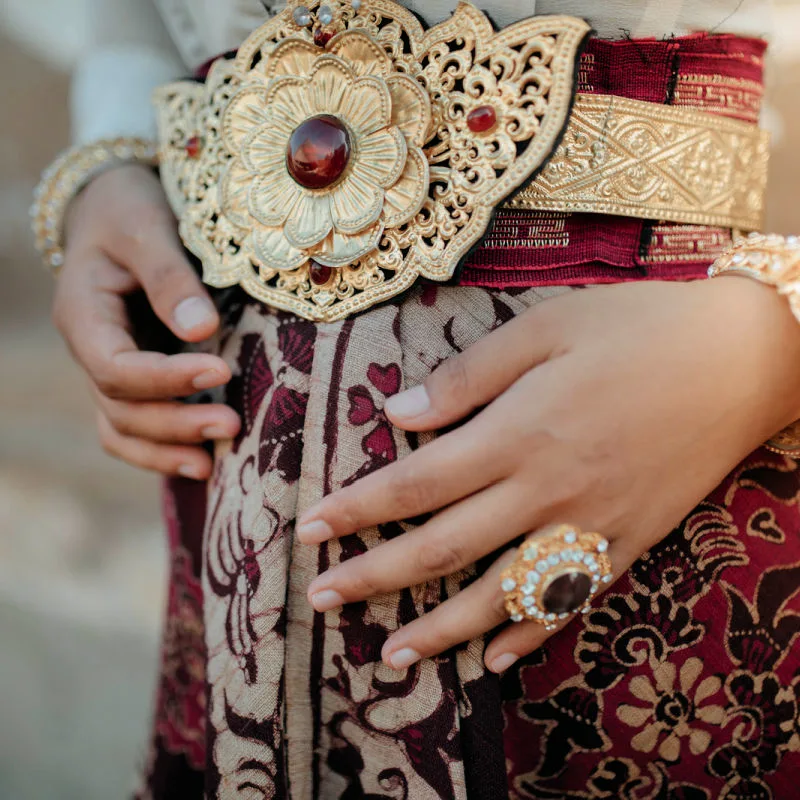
[
  {"x1": 31, "y1": 137, "x2": 159, "y2": 273},
  {"x1": 709, "y1": 232, "x2": 800, "y2": 456}
]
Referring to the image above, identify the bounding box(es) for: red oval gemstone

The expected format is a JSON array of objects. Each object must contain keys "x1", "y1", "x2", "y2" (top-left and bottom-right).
[
  {"x1": 314, "y1": 27, "x2": 333, "y2": 47},
  {"x1": 309, "y1": 261, "x2": 333, "y2": 285},
  {"x1": 467, "y1": 105, "x2": 497, "y2": 133},
  {"x1": 287, "y1": 114, "x2": 351, "y2": 190},
  {"x1": 185, "y1": 135, "x2": 203, "y2": 158}
]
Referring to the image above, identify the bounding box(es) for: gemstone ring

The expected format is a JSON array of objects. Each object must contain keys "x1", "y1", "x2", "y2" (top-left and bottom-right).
[{"x1": 500, "y1": 524, "x2": 613, "y2": 630}]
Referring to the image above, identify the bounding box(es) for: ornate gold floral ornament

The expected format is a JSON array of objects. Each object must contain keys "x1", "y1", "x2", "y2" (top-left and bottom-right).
[
  {"x1": 154, "y1": 0, "x2": 590, "y2": 321},
  {"x1": 153, "y1": 0, "x2": 768, "y2": 321}
]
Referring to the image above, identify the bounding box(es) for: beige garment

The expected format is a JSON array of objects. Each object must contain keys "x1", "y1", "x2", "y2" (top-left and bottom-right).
[
  {"x1": 153, "y1": 0, "x2": 773, "y2": 69},
  {"x1": 201, "y1": 282, "x2": 569, "y2": 799},
  {"x1": 71, "y1": 0, "x2": 773, "y2": 143}
]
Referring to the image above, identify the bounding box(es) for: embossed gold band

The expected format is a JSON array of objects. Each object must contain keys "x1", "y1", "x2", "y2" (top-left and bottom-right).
[
  {"x1": 505, "y1": 94, "x2": 770, "y2": 232},
  {"x1": 32, "y1": 138, "x2": 159, "y2": 272}
]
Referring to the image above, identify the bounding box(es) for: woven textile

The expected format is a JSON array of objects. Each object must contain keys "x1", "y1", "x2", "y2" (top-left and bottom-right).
[
  {"x1": 460, "y1": 33, "x2": 767, "y2": 289},
  {"x1": 138, "y1": 282, "x2": 800, "y2": 799}
]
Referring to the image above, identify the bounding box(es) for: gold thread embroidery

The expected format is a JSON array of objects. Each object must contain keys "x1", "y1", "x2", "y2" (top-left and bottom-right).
[
  {"x1": 640, "y1": 224, "x2": 733, "y2": 265},
  {"x1": 673, "y1": 73, "x2": 764, "y2": 124},
  {"x1": 478, "y1": 212, "x2": 570, "y2": 251}
]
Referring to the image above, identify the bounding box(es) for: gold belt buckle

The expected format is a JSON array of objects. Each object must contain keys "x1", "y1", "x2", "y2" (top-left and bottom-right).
[
  {"x1": 154, "y1": 0, "x2": 590, "y2": 321},
  {"x1": 153, "y1": 0, "x2": 767, "y2": 322}
]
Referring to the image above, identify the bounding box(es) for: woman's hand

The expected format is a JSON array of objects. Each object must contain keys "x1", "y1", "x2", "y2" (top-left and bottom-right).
[
  {"x1": 296, "y1": 277, "x2": 800, "y2": 673},
  {"x1": 52, "y1": 164, "x2": 240, "y2": 478}
]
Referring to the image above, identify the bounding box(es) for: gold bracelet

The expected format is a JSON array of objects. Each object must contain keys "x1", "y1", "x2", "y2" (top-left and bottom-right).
[
  {"x1": 708, "y1": 232, "x2": 800, "y2": 455},
  {"x1": 31, "y1": 137, "x2": 159, "y2": 273}
]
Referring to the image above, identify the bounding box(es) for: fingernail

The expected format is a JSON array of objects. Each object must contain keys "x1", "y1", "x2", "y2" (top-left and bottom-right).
[
  {"x1": 173, "y1": 297, "x2": 216, "y2": 334},
  {"x1": 489, "y1": 653, "x2": 519, "y2": 674},
  {"x1": 193, "y1": 369, "x2": 226, "y2": 390},
  {"x1": 385, "y1": 385, "x2": 430, "y2": 419},
  {"x1": 310, "y1": 589, "x2": 344, "y2": 612},
  {"x1": 202, "y1": 424, "x2": 233, "y2": 440},
  {"x1": 297, "y1": 519, "x2": 334, "y2": 543},
  {"x1": 178, "y1": 464, "x2": 204, "y2": 480},
  {"x1": 388, "y1": 647, "x2": 421, "y2": 670}
]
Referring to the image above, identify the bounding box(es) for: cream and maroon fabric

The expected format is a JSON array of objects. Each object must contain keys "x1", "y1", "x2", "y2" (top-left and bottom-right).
[{"x1": 138, "y1": 280, "x2": 800, "y2": 799}]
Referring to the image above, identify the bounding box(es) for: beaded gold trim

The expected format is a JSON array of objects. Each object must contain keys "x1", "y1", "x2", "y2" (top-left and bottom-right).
[
  {"x1": 154, "y1": 0, "x2": 590, "y2": 322},
  {"x1": 510, "y1": 93, "x2": 769, "y2": 232},
  {"x1": 31, "y1": 138, "x2": 159, "y2": 273},
  {"x1": 709, "y1": 233, "x2": 800, "y2": 456},
  {"x1": 501, "y1": 524, "x2": 612, "y2": 631}
]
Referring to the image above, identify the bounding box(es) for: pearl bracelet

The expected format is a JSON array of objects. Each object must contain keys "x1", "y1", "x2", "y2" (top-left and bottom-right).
[{"x1": 31, "y1": 137, "x2": 159, "y2": 273}]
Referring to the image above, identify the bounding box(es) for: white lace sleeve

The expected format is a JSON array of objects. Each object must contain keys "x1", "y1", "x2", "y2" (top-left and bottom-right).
[{"x1": 71, "y1": 0, "x2": 186, "y2": 144}]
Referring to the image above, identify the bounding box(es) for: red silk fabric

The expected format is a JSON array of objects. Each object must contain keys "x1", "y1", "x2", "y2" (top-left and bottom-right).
[{"x1": 460, "y1": 33, "x2": 767, "y2": 288}]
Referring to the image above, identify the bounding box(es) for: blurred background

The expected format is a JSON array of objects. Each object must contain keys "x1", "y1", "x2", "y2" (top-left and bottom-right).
[{"x1": 1, "y1": 2, "x2": 800, "y2": 799}]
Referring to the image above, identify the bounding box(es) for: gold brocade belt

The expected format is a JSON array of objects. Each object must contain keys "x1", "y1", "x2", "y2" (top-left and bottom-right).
[
  {"x1": 508, "y1": 94, "x2": 768, "y2": 231},
  {"x1": 153, "y1": 0, "x2": 769, "y2": 322}
]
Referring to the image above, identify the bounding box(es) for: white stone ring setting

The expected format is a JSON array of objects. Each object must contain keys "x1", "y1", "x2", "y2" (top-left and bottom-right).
[{"x1": 500, "y1": 524, "x2": 613, "y2": 631}]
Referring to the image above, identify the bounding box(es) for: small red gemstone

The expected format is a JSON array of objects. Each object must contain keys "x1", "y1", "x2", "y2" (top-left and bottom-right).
[
  {"x1": 314, "y1": 27, "x2": 333, "y2": 47},
  {"x1": 467, "y1": 105, "x2": 497, "y2": 133},
  {"x1": 287, "y1": 114, "x2": 351, "y2": 190},
  {"x1": 185, "y1": 135, "x2": 203, "y2": 158},
  {"x1": 309, "y1": 261, "x2": 333, "y2": 286}
]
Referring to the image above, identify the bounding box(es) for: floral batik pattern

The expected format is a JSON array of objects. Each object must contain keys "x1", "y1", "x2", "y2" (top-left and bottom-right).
[
  {"x1": 503, "y1": 450, "x2": 800, "y2": 799},
  {"x1": 142, "y1": 283, "x2": 800, "y2": 799}
]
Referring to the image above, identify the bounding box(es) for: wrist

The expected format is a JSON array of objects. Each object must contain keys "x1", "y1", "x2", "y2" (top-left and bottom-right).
[
  {"x1": 32, "y1": 138, "x2": 158, "y2": 273},
  {"x1": 704, "y1": 274, "x2": 800, "y2": 434},
  {"x1": 64, "y1": 162, "x2": 160, "y2": 248}
]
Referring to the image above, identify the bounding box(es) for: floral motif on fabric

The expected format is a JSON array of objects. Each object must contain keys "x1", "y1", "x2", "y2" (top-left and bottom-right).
[
  {"x1": 145, "y1": 287, "x2": 800, "y2": 800},
  {"x1": 505, "y1": 449, "x2": 800, "y2": 799}
]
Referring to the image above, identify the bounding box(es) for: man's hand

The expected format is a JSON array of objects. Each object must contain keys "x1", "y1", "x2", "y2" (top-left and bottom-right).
[{"x1": 52, "y1": 163, "x2": 240, "y2": 478}]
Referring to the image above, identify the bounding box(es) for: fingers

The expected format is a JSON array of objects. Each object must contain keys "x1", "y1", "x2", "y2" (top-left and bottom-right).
[
  {"x1": 95, "y1": 165, "x2": 220, "y2": 343},
  {"x1": 382, "y1": 540, "x2": 628, "y2": 675},
  {"x1": 297, "y1": 413, "x2": 511, "y2": 544},
  {"x1": 95, "y1": 392, "x2": 241, "y2": 444},
  {"x1": 306, "y1": 481, "x2": 530, "y2": 610},
  {"x1": 54, "y1": 251, "x2": 231, "y2": 400},
  {"x1": 380, "y1": 551, "x2": 516, "y2": 670},
  {"x1": 383, "y1": 304, "x2": 559, "y2": 432},
  {"x1": 96, "y1": 410, "x2": 214, "y2": 479}
]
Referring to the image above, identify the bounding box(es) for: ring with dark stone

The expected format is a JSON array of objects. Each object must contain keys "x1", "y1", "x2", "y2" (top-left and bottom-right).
[{"x1": 500, "y1": 524, "x2": 612, "y2": 631}]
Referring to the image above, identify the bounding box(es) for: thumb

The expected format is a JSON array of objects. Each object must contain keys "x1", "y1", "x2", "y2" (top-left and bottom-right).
[
  {"x1": 117, "y1": 228, "x2": 219, "y2": 344},
  {"x1": 100, "y1": 172, "x2": 219, "y2": 343},
  {"x1": 385, "y1": 305, "x2": 557, "y2": 431}
]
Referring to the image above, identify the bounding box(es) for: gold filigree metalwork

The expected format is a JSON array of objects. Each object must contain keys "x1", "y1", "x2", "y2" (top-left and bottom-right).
[
  {"x1": 709, "y1": 232, "x2": 800, "y2": 456},
  {"x1": 154, "y1": 0, "x2": 590, "y2": 321},
  {"x1": 510, "y1": 93, "x2": 770, "y2": 232}
]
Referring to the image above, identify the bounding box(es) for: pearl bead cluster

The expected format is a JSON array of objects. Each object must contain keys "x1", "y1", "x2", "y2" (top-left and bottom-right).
[{"x1": 292, "y1": 0, "x2": 362, "y2": 30}]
